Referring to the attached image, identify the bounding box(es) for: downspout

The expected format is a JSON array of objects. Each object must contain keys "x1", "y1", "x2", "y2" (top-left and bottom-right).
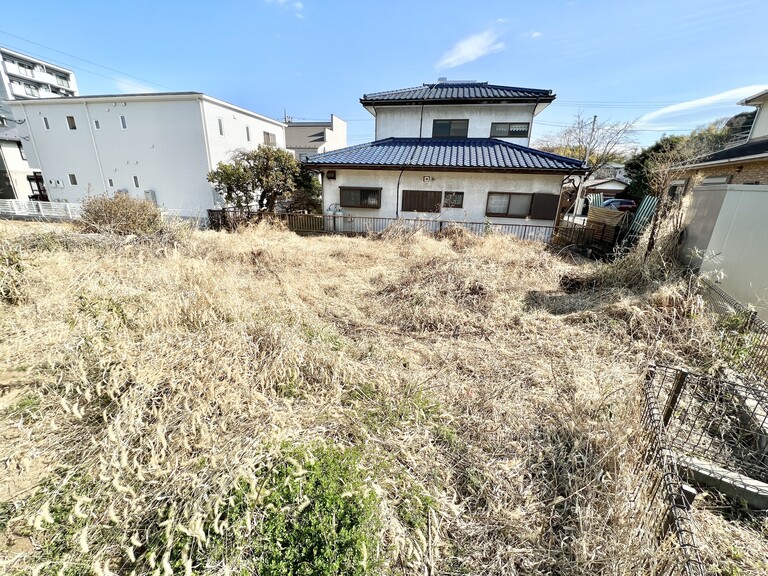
[{"x1": 82, "y1": 101, "x2": 106, "y2": 194}]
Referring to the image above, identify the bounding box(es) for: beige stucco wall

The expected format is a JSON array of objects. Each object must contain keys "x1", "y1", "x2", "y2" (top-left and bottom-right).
[{"x1": 322, "y1": 168, "x2": 564, "y2": 226}]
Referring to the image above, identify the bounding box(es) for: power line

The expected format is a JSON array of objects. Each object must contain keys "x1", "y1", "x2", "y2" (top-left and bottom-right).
[{"x1": 0, "y1": 30, "x2": 174, "y2": 90}]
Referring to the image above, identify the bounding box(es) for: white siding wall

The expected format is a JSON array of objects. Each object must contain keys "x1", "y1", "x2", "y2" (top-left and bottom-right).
[
  {"x1": 0, "y1": 140, "x2": 34, "y2": 199},
  {"x1": 201, "y1": 99, "x2": 285, "y2": 166},
  {"x1": 322, "y1": 168, "x2": 563, "y2": 225},
  {"x1": 750, "y1": 104, "x2": 768, "y2": 140},
  {"x1": 374, "y1": 104, "x2": 537, "y2": 145},
  {"x1": 11, "y1": 95, "x2": 287, "y2": 216}
]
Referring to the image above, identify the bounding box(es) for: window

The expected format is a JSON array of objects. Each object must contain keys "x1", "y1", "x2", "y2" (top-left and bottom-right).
[
  {"x1": 120, "y1": 115, "x2": 127, "y2": 129},
  {"x1": 217, "y1": 117, "x2": 224, "y2": 136},
  {"x1": 17, "y1": 142, "x2": 26, "y2": 160},
  {"x1": 68, "y1": 173, "x2": 78, "y2": 186},
  {"x1": 108, "y1": 178, "x2": 114, "y2": 187},
  {"x1": 133, "y1": 176, "x2": 140, "y2": 188},
  {"x1": 246, "y1": 126, "x2": 251, "y2": 142},
  {"x1": 24, "y1": 83, "x2": 39, "y2": 97},
  {"x1": 485, "y1": 192, "x2": 560, "y2": 219},
  {"x1": 43, "y1": 117, "x2": 50, "y2": 130},
  {"x1": 701, "y1": 175, "x2": 729, "y2": 185},
  {"x1": 443, "y1": 191, "x2": 464, "y2": 208},
  {"x1": 339, "y1": 187, "x2": 381, "y2": 208},
  {"x1": 486, "y1": 192, "x2": 532, "y2": 217},
  {"x1": 263, "y1": 131, "x2": 277, "y2": 146},
  {"x1": 0, "y1": 116, "x2": 6, "y2": 127},
  {"x1": 401, "y1": 190, "x2": 442, "y2": 213},
  {"x1": 432, "y1": 119, "x2": 469, "y2": 138},
  {"x1": 66, "y1": 116, "x2": 77, "y2": 130},
  {"x1": 490, "y1": 122, "x2": 530, "y2": 138},
  {"x1": 18, "y1": 62, "x2": 34, "y2": 77},
  {"x1": 94, "y1": 119, "x2": 101, "y2": 130},
  {"x1": 56, "y1": 75, "x2": 70, "y2": 88}
]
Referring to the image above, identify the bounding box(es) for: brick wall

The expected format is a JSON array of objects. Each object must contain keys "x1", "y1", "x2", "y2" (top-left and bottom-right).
[{"x1": 688, "y1": 158, "x2": 768, "y2": 186}]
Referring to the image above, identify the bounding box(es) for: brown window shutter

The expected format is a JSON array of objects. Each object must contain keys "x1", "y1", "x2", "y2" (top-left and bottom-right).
[
  {"x1": 402, "y1": 190, "x2": 442, "y2": 212},
  {"x1": 530, "y1": 193, "x2": 559, "y2": 220}
]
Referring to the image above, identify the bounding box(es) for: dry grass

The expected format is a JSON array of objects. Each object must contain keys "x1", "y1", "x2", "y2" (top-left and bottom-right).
[{"x1": 0, "y1": 220, "x2": 765, "y2": 575}]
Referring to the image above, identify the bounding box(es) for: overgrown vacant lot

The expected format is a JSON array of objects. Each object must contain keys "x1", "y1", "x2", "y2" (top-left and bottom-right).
[{"x1": 1, "y1": 220, "x2": 766, "y2": 575}]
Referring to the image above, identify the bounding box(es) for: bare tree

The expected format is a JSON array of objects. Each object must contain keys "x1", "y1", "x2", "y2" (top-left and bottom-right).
[{"x1": 535, "y1": 112, "x2": 637, "y2": 181}]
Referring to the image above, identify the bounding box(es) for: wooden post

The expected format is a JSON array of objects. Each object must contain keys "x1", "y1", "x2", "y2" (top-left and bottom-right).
[{"x1": 663, "y1": 369, "x2": 689, "y2": 427}]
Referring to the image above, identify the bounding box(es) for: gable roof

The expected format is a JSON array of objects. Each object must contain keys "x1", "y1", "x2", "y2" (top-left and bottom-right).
[
  {"x1": 304, "y1": 138, "x2": 584, "y2": 174},
  {"x1": 360, "y1": 82, "x2": 554, "y2": 106}
]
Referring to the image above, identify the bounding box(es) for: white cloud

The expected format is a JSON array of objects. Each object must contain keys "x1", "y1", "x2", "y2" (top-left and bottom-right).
[
  {"x1": 436, "y1": 30, "x2": 505, "y2": 70},
  {"x1": 113, "y1": 78, "x2": 159, "y2": 94},
  {"x1": 266, "y1": 0, "x2": 304, "y2": 17},
  {"x1": 639, "y1": 85, "x2": 768, "y2": 126},
  {"x1": 522, "y1": 30, "x2": 542, "y2": 39}
]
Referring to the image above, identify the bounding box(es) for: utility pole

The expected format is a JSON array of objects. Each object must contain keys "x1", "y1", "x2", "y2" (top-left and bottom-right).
[{"x1": 573, "y1": 115, "x2": 597, "y2": 219}]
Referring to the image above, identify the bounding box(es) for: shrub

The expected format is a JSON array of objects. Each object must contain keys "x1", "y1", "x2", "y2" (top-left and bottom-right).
[
  {"x1": 0, "y1": 238, "x2": 25, "y2": 304},
  {"x1": 79, "y1": 193, "x2": 163, "y2": 235}
]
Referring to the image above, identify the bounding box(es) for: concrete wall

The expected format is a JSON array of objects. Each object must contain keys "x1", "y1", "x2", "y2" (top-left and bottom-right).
[
  {"x1": 322, "y1": 168, "x2": 563, "y2": 225},
  {"x1": 374, "y1": 103, "x2": 536, "y2": 145},
  {"x1": 685, "y1": 184, "x2": 768, "y2": 319}
]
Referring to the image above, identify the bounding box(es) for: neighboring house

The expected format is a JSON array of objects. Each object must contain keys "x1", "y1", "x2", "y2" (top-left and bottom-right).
[
  {"x1": 0, "y1": 124, "x2": 44, "y2": 200},
  {"x1": 286, "y1": 115, "x2": 347, "y2": 161},
  {"x1": 592, "y1": 162, "x2": 627, "y2": 182},
  {"x1": 304, "y1": 79, "x2": 585, "y2": 226},
  {"x1": 0, "y1": 46, "x2": 79, "y2": 199},
  {"x1": 583, "y1": 177, "x2": 628, "y2": 198},
  {"x1": 680, "y1": 87, "x2": 768, "y2": 319},
  {"x1": 9, "y1": 92, "x2": 286, "y2": 216}
]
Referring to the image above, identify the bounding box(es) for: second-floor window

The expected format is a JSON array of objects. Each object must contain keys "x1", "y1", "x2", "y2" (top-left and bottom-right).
[
  {"x1": 432, "y1": 119, "x2": 468, "y2": 138},
  {"x1": 66, "y1": 116, "x2": 77, "y2": 130},
  {"x1": 56, "y1": 75, "x2": 70, "y2": 88},
  {"x1": 18, "y1": 62, "x2": 35, "y2": 77},
  {"x1": 490, "y1": 122, "x2": 530, "y2": 138},
  {"x1": 24, "y1": 83, "x2": 39, "y2": 97},
  {"x1": 263, "y1": 131, "x2": 277, "y2": 146}
]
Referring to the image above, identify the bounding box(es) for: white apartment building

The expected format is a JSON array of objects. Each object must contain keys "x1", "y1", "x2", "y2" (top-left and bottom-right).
[
  {"x1": 0, "y1": 46, "x2": 78, "y2": 199},
  {"x1": 285, "y1": 115, "x2": 347, "y2": 161},
  {"x1": 10, "y1": 92, "x2": 287, "y2": 216}
]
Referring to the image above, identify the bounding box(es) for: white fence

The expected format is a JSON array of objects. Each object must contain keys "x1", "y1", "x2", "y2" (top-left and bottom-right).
[
  {"x1": 0, "y1": 200, "x2": 202, "y2": 224},
  {"x1": 0, "y1": 199, "x2": 83, "y2": 219}
]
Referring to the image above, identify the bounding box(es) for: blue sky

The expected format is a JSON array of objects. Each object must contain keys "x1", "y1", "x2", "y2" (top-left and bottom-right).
[{"x1": 3, "y1": 0, "x2": 767, "y2": 149}]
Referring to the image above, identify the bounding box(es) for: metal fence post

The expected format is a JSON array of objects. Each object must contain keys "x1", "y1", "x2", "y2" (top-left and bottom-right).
[{"x1": 662, "y1": 369, "x2": 689, "y2": 427}]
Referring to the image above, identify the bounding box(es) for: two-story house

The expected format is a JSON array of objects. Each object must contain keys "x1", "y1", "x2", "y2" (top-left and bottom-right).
[
  {"x1": 304, "y1": 79, "x2": 586, "y2": 226},
  {"x1": 681, "y1": 87, "x2": 768, "y2": 319}
]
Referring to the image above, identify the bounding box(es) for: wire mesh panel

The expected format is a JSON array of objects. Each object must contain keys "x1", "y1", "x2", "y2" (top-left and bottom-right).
[
  {"x1": 650, "y1": 364, "x2": 768, "y2": 484},
  {"x1": 698, "y1": 278, "x2": 768, "y2": 381},
  {"x1": 635, "y1": 365, "x2": 706, "y2": 576}
]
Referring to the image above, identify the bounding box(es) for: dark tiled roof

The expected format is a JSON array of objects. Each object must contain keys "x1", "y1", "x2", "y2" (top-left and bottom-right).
[
  {"x1": 360, "y1": 82, "x2": 554, "y2": 105},
  {"x1": 304, "y1": 138, "x2": 584, "y2": 173},
  {"x1": 693, "y1": 138, "x2": 768, "y2": 165}
]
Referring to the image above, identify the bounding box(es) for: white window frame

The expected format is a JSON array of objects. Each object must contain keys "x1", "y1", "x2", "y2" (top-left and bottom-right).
[
  {"x1": 120, "y1": 115, "x2": 127, "y2": 130},
  {"x1": 246, "y1": 126, "x2": 251, "y2": 142},
  {"x1": 68, "y1": 173, "x2": 78, "y2": 186},
  {"x1": 218, "y1": 118, "x2": 224, "y2": 136},
  {"x1": 43, "y1": 117, "x2": 50, "y2": 130},
  {"x1": 66, "y1": 115, "x2": 77, "y2": 130},
  {"x1": 94, "y1": 119, "x2": 101, "y2": 130},
  {"x1": 133, "y1": 176, "x2": 140, "y2": 188}
]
